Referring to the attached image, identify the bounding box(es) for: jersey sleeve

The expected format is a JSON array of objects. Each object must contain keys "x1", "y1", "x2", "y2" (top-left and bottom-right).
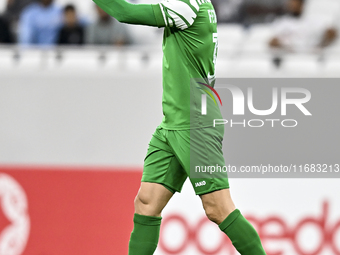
[
  {"x1": 157, "y1": 0, "x2": 200, "y2": 30},
  {"x1": 93, "y1": 0, "x2": 199, "y2": 30},
  {"x1": 92, "y1": 0, "x2": 166, "y2": 27}
]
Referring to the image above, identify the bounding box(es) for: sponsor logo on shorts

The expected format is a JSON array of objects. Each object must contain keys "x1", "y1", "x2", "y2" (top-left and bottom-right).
[{"x1": 195, "y1": 181, "x2": 206, "y2": 187}]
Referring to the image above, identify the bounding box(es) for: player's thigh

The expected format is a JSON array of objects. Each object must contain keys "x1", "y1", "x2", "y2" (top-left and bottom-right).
[
  {"x1": 135, "y1": 182, "x2": 174, "y2": 217},
  {"x1": 142, "y1": 127, "x2": 188, "y2": 194}
]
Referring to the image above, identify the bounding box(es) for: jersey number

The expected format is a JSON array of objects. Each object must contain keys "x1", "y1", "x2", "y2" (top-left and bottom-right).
[{"x1": 208, "y1": 32, "x2": 218, "y2": 83}]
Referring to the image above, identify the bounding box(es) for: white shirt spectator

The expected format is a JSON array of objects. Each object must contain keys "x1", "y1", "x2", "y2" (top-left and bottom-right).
[{"x1": 271, "y1": 15, "x2": 333, "y2": 52}]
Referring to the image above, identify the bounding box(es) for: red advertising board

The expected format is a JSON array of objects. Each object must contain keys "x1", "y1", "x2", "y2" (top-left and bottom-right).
[
  {"x1": 0, "y1": 166, "x2": 142, "y2": 255},
  {"x1": 1, "y1": 166, "x2": 340, "y2": 255}
]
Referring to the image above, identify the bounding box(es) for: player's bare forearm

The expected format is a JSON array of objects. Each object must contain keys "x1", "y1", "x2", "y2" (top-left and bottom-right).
[{"x1": 92, "y1": 0, "x2": 162, "y2": 27}]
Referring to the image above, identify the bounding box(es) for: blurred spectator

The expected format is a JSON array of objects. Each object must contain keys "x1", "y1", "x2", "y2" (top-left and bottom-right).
[
  {"x1": 269, "y1": 0, "x2": 337, "y2": 53},
  {"x1": 86, "y1": 5, "x2": 131, "y2": 45},
  {"x1": 57, "y1": 4, "x2": 84, "y2": 45},
  {"x1": 18, "y1": 0, "x2": 62, "y2": 45},
  {"x1": 5, "y1": 0, "x2": 37, "y2": 24},
  {"x1": 0, "y1": 16, "x2": 13, "y2": 43},
  {"x1": 211, "y1": 0, "x2": 243, "y2": 23},
  {"x1": 240, "y1": 0, "x2": 285, "y2": 26}
]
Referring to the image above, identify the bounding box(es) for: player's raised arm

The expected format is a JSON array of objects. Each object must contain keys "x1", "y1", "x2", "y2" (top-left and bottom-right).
[
  {"x1": 92, "y1": 0, "x2": 199, "y2": 30},
  {"x1": 92, "y1": 0, "x2": 165, "y2": 27}
]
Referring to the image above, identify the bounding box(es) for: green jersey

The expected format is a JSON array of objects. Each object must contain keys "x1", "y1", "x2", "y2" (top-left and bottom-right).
[{"x1": 93, "y1": 0, "x2": 223, "y2": 130}]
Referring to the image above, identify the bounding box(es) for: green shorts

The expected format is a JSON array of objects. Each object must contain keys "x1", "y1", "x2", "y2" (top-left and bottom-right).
[{"x1": 141, "y1": 125, "x2": 229, "y2": 195}]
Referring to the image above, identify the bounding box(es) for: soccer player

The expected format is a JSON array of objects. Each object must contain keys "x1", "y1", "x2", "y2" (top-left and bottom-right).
[{"x1": 92, "y1": 0, "x2": 266, "y2": 254}]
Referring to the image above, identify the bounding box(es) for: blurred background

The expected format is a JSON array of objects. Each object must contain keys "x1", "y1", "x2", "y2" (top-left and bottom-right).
[{"x1": 0, "y1": 0, "x2": 340, "y2": 254}]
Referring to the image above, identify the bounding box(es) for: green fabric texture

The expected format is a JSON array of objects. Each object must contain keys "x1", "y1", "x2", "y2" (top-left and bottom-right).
[
  {"x1": 219, "y1": 209, "x2": 267, "y2": 255},
  {"x1": 128, "y1": 213, "x2": 162, "y2": 255},
  {"x1": 158, "y1": 1, "x2": 222, "y2": 130},
  {"x1": 93, "y1": 0, "x2": 222, "y2": 130},
  {"x1": 151, "y1": 4, "x2": 166, "y2": 27},
  {"x1": 92, "y1": 0, "x2": 160, "y2": 27},
  {"x1": 142, "y1": 126, "x2": 229, "y2": 195}
]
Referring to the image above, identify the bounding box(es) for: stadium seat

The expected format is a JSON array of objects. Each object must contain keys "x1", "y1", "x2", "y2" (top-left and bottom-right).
[
  {"x1": 104, "y1": 49, "x2": 160, "y2": 72},
  {"x1": 279, "y1": 54, "x2": 322, "y2": 76},
  {"x1": 218, "y1": 42, "x2": 240, "y2": 56},
  {"x1": 246, "y1": 24, "x2": 273, "y2": 43},
  {"x1": 144, "y1": 52, "x2": 163, "y2": 71},
  {"x1": 13, "y1": 49, "x2": 47, "y2": 70},
  {"x1": 217, "y1": 24, "x2": 246, "y2": 58},
  {"x1": 53, "y1": 49, "x2": 102, "y2": 71},
  {"x1": 323, "y1": 57, "x2": 340, "y2": 76},
  {"x1": 105, "y1": 49, "x2": 146, "y2": 72},
  {"x1": 238, "y1": 57, "x2": 275, "y2": 75},
  {"x1": 241, "y1": 25, "x2": 272, "y2": 55},
  {"x1": 241, "y1": 42, "x2": 271, "y2": 55},
  {"x1": 217, "y1": 24, "x2": 246, "y2": 45},
  {"x1": 215, "y1": 58, "x2": 235, "y2": 77},
  {"x1": 324, "y1": 38, "x2": 340, "y2": 55},
  {"x1": 103, "y1": 50, "x2": 121, "y2": 71},
  {"x1": 217, "y1": 56, "x2": 276, "y2": 77},
  {"x1": 0, "y1": 49, "x2": 15, "y2": 70},
  {"x1": 303, "y1": 0, "x2": 340, "y2": 20}
]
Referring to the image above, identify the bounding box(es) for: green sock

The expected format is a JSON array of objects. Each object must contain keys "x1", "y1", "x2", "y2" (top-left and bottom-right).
[
  {"x1": 219, "y1": 209, "x2": 266, "y2": 255},
  {"x1": 128, "y1": 213, "x2": 162, "y2": 255}
]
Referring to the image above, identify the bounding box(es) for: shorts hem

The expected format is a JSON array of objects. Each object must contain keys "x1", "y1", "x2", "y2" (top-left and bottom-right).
[{"x1": 195, "y1": 185, "x2": 230, "y2": 196}]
